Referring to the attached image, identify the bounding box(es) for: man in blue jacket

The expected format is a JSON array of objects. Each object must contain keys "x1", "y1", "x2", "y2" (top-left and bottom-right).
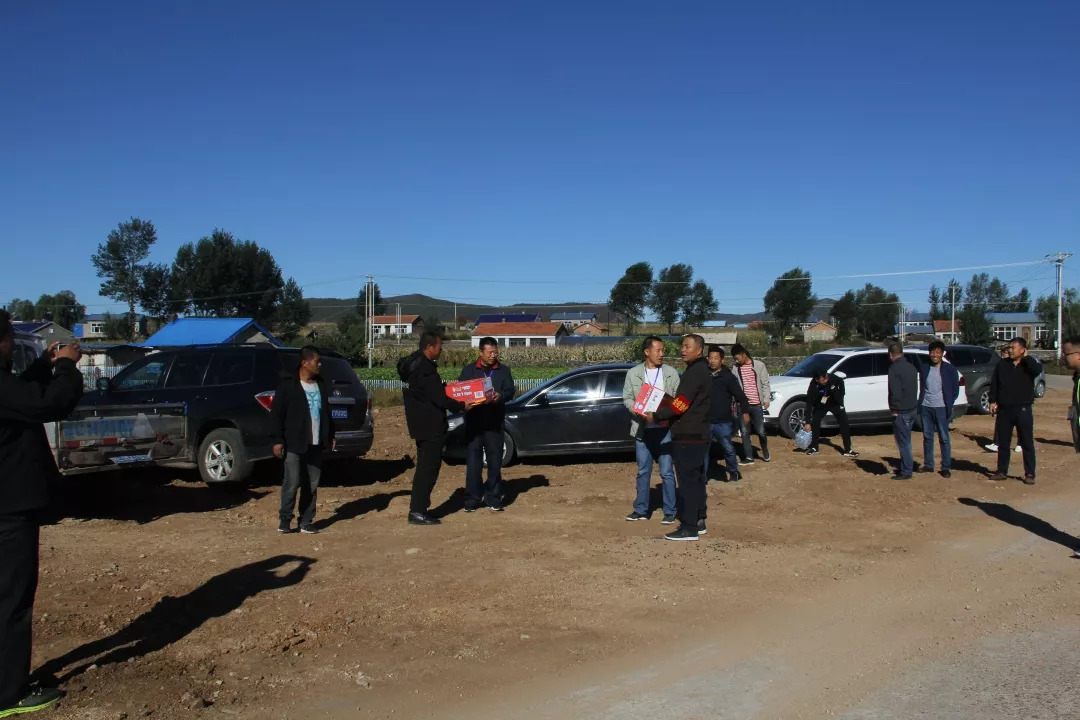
[
  {"x1": 459, "y1": 337, "x2": 516, "y2": 512},
  {"x1": 918, "y1": 341, "x2": 961, "y2": 479}
]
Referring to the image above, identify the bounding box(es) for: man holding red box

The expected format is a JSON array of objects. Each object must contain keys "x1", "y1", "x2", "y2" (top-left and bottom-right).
[{"x1": 458, "y1": 337, "x2": 516, "y2": 512}]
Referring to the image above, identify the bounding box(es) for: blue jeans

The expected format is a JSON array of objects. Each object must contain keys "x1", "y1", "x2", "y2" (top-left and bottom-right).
[
  {"x1": 739, "y1": 405, "x2": 768, "y2": 460},
  {"x1": 704, "y1": 422, "x2": 739, "y2": 479},
  {"x1": 893, "y1": 410, "x2": 916, "y2": 476},
  {"x1": 920, "y1": 406, "x2": 951, "y2": 471},
  {"x1": 635, "y1": 428, "x2": 676, "y2": 516}
]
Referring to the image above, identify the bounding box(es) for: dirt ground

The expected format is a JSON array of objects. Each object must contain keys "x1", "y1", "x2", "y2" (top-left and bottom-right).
[{"x1": 33, "y1": 388, "x2": 1080, "y2": 719}]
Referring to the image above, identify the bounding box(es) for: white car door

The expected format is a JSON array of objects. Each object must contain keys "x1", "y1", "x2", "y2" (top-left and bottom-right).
[{"x1": 832, "y1": 353, "x2": 887, "y2": 417}]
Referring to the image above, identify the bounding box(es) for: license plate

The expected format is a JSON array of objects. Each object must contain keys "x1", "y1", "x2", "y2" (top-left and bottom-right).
[
  {"x1": 331, "y1": 408, "x2": 349, "y2": 419},
  {"x1": 110, "y1": 454, "x2": 153, "y2": 465}
]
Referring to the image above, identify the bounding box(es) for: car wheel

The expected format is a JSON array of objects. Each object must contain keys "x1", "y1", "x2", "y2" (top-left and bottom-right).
[
  {"x1": 1034, "y1": 380, "x2": 1046, "y2": 399},
  {"x1": 483, "y1": 433, "x2": 516, "y2": 468},
  {"x1": 198, "y1": 428, "x2": 251, "y2": 485},
  {"x1": 978, "y1": 388, "x2": 991, "y2": 414},
  {"x1": 779, "y1": 402, "x2": 805, "y2": 440}
]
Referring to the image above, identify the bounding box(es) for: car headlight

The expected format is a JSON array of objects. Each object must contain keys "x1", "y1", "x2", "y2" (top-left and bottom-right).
[{"x1": 447, "y1": 416, "x2": 464, "y2": 432}]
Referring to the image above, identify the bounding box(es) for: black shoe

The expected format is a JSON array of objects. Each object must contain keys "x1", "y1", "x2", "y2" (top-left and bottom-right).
[
  {"x1": 664, "y1": 525, "x2": 700, "y2": 542},
  {"x1": 727, "y1": 472, "x2": 741, "y2": 483},
  {"x1": 988, "y1": 472, "x2": 1008, "y2": 482},
  {"x1": 625, "y1": 511, "x2": 649, "y2": 521},
  {"x1": 941, "y1": 470, "x2": 952, "y2": 479},
  {"x1": 408, "y1": 512, "x2": 441, "y2": 526},
  {"x1": 739, "y1": 457, "x2": 755, "y2": 466},
  {"x1": 762, "y1": 449, "x2": 771, "y2": 462},
  {"x1": 1023, "y1": 475, "x2": 1036, "y2": 485},
  {"x1": 842, "y1": 450, "x2": 860, "y2": 458},
  {"x1": 486, "y1": 503, "x2": 505, "y2": 512},
  {"x1": 916, "y1": 466, "x2": 934, "y2": 474},
  {"x1": 697, "y1": 520, "x2": 708, "y2": 535},
  {"x1": 1, "y1": 687, "x2": 63, "y2": 716},
  {"x1": 660, "y1": 513, "x2": 677, "y2": 525},
  {"x1": 892, "y1": 473, "x2": 913, "y2": 481},
  {"x1": 463, "y1": 502, "x2": 482, "y2": 513},
  {"x1": 299, "y1": 525, "x2": 319, "y2": 534},
  {"x1": 805, "y1": 448, "x2": 819, "y2": 456},
  {"x1": 277, "y1": 521, "x2": 292, "y2": 533}
]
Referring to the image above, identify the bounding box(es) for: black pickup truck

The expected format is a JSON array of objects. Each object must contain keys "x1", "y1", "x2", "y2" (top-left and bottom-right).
[{"x1": 56, "y1": 345, "x2": 374, "y2": 484}]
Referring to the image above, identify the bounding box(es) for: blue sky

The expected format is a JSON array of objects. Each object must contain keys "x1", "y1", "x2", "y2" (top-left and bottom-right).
[{"x1": 2, "y1": 0, "x2": 1077, "y2": 317}]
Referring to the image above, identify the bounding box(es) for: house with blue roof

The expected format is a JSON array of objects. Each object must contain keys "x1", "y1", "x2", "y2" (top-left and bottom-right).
[
  {"x1": 473, "y1": 313, "x2": 541, "y2": 325},
  {"x1": 987, "y1": 312, "x2": 1048, "y2": 345},
  {"x1": 549, "y1": 311, "x2": 597, "y2": 330},
  {"x1": 140, "y1": 317, "x2": 281, "y2": 347},
  {"x1": 12, "y1": 320, "x2": 76, "y2": 345}
]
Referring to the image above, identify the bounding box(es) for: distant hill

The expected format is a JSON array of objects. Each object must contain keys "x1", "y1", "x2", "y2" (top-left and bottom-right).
[{"x1": 306, "y1": 294, "x2": 835, "y2": 327}]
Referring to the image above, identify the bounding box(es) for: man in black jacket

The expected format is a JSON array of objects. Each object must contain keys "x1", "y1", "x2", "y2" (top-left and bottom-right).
[
  {"x1": 398, "y1": 332, "x2": 466, "y2": 525},
  {"x1": 459, "y1": 337, "x2": 516, "y2": 512},
  {"x1": 0, "y1": 312, "x2": 83, "y2": 716},
  {"x1": 802, "y1": 370, "x2": 859, "y2": 458},
  {"x1": 988, "y1": 337, "x2": 1042, "y2": 484},
  {"x1": 703, "y1": 346, "x2": 749, "y2": 482},
  {"x1": 271, "y1": 346, "x2": 334, "y2": 534},
  {"x1": 887, "y1": 344, "x2": 919, "y2": 480},
  {"x1": 648, "y1": 334, "x2": 712, "y2": 541},
  {"x1": 1065, "y1": 336, "x2": 1080, "y2": 453}
]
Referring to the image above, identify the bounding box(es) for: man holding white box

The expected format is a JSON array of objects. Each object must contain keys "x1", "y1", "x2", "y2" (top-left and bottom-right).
[
  {"x1": 459, "y1": 337, "x2": 516, "y2": 512},
  {"x1": 622, "y1": 336, "x2": 681, "y2": 523}
]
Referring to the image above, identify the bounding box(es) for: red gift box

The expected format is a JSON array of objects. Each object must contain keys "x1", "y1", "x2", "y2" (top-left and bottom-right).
[{"x1": 445, "y1": 378, "x2": 497, "y2": 403}]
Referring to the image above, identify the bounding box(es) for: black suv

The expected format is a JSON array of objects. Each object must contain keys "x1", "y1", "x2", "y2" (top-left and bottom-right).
[
  {"x1": 57, "y1": 345, "x2": 373, "y2": 484},
  {"x1": 928, "y1": 344, "x2": 1046, "y2": 414}
]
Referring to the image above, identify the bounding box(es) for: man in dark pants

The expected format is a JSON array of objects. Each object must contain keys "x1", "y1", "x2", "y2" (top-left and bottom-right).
[
  {"x1": 887, "y1": 343, "x2": 918, "y2": 480},
  {"x1": 647, "y1": 334, "x2": 712, "y2": 541},
  {"x1": 398, "y1": 332, "x2": 466, "y2": 525},
  {"x1": 1064, "y1": 336, "x2": 1080, "y2": 453},
  {"x1": 271, "y1": 346, "x2": 334, "y2": 534},
  {"x1": 459, "y1": 337, "x2": 515, "y2": 512},
  {"x1": 0, "y1": 312, "x2": 84, "y2": 716},
  {"x1": 917, "y1": 341, "x2": 960, "y2": 478},
  {"x1": 731, "y1": 344, "x2": 772, "y2": 464},
  {"x1": 802, "y1": 370, "x2": 859, "y2": 458},
  {"x1": 988, "y1": 337, "x2": 1042, "y2": 484},
  {"x1": 703, "y1": 346, "x2": 749, "y2": 482}
]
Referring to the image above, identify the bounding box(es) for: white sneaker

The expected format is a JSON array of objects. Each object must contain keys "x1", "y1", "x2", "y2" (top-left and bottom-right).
[{"x1": 984, "y1": 443, "x2": 998, "y2": 452}]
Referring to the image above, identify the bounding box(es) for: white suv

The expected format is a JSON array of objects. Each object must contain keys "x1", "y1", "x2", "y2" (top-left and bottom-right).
[{"x1": 765, "y1": 347, "x2": 969, "y2": 438}]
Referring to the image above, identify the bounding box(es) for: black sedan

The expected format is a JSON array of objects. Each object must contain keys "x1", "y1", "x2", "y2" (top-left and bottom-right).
[{"x1": 443, "y1": 363, "x2": 637, "y2": 465}]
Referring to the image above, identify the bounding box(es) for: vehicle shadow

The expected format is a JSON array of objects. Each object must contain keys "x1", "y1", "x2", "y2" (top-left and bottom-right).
[
  {"x1": 958, "y1": 498, "x2": 1079, "y2": 551},
  {"x1": 518, "y1": 451, "x2": 634, "y2": 467},
  {"x1": 854, "y1": 458, "x2": 890, "y2": 476},
  {"x1": 248, "y1": 456, "x2": 415, "y2": 490},
  {"x1": 33, "y1": 555, "x2": 315, "y2": 684},
  {"x1": 47, "y1": 469, "x2": 270, "y2": 525},
  {"x1": 315, "y1": 490, "x2": 411, "y2": 530}
]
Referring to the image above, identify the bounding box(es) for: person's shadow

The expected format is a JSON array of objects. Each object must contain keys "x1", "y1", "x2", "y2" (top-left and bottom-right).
[
  {"x1": 958, "y1": 498, "x2": 1080, "y2": 550},
  {"x1": 315, "y1": 490, "x2": 410, "y2": 529},
  {"x1": 34, "y1": 555, "x2": 315, "y2": 683}
]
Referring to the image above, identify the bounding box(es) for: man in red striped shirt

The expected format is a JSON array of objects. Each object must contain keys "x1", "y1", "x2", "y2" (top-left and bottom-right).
[{"x1": 731, "y1": 344, "x2": 772, "y2": 464}]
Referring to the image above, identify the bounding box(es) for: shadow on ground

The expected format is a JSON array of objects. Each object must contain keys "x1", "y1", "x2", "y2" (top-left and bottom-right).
[
  {"x1": 34, "y1": 555, "x2": 315, "y2": 684},
  {"x1": 958, "y1": 497, "x2": 1079, "y2": 551}
]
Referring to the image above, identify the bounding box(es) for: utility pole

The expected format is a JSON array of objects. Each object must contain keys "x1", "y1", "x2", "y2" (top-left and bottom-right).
[
  {"x1": 898, "y1": 301, "x2": 904, "y2": 342},
  {"x1": 365, "y1": 275, "x2": 374, "y2": 369},
  {"x1": 396, "y1": 302, "x2": 402, "y2": 346},
  {"x1": 1047, "y1": 252, "x2": 1073, "y2": 350},
  {"x1": 950, "y1": 284, "x2": 956, "y2": 343}
]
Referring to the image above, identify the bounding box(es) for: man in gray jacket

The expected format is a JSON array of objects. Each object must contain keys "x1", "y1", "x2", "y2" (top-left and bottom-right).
[
  {"x1": 887, "y1": 343, "x2": 919, "y2": 480},
  {"x1": 622, "y1": 337, "x2": 681, "y2": 523}
]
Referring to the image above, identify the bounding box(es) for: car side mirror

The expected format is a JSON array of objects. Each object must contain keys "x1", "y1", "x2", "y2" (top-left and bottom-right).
[
  {"x1": 96, "y1": 377, "x2": 112, "y2": 392},
  {"x1": 535, "y1": 393, "x2": 550, "y2": 406},
  {"x1": 833, "y1": 371, "x2": 847, "y2": 379}
]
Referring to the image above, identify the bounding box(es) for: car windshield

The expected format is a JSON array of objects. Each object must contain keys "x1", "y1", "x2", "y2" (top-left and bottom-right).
[{"x1": 784, "y1": 353, "x2": 843, "y2": 378}]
